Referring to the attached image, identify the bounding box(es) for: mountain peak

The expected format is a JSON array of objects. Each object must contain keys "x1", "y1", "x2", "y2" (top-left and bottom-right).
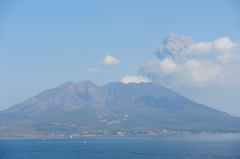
[
  {"x1": 76, "y1": 80, "x2": 97, "y2": 87},
  {"x1": 1, "y1": 80, "x2": 240, "y2": 137}
]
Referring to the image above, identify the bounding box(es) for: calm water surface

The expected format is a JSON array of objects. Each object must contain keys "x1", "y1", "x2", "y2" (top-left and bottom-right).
[{"x1": 0, "y1": 134, "x2": 240, "y2": 159}]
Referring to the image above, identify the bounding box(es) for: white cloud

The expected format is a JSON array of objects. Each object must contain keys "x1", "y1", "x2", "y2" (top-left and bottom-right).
[
  {"x1": 155, "y1": 34, "x2": 238, "y2": 59},
  {"x1": 160, "y1": 58, "x2": 178, "y2": 74},
  {"x1": 217, "y1": 53, "x2": 240, "y2": 63},
  {"x1": 184, "y1": 60, "x2": 220, "y2": 84},
  {"x1": 143, "y1": 59, "x2": 178, "y2": 76},
  {"x1": 142, "y1": 59, "x2": 221, "y2": 85},
  {"x1": 187, "y1": 37, "x2": 237, "y2": 54},
  {"x1": 102, "y1": 55, "x2": 120, "y2": 65},
  {"x1": 187, "y1": 42, "x2": 212, "y2": 54},
  {"x1": 142, "y1": 33, "x2": 240, "y2": 86},
  {"x1": 121, "y1": 75, "x2": 151, "y2": 84},
  {"x1": 213, "y1": 37, "x2": 237, "y2": 52}
]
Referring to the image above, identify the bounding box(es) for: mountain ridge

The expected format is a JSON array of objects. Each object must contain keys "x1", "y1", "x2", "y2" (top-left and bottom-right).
[{"x1": 0, "y1": 81, "x2": 240, "y2": 137}]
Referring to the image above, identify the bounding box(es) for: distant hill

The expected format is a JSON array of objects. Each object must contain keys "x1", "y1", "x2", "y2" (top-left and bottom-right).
[{"x1": 0, "y1": 81, "x2": 240, "y2": 137}]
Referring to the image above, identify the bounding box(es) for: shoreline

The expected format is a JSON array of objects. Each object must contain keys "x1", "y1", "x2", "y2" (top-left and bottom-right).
[{"x1": 1, "y1": 132, "x2": 240, "y2": 139}]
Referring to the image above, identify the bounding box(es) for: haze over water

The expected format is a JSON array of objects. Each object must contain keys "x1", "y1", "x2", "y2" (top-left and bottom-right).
[{"x1": 1, "y1": 134, "x2": 240, "y2": 159}]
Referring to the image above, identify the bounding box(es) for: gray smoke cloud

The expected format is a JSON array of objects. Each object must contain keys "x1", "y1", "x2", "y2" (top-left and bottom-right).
[{"x1": 141, "y1": 33, "x2": 240, "y2": 87}]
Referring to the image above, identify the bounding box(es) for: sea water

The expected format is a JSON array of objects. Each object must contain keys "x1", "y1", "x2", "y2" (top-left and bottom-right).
[{"x1": 0, "y1": 134, "x2": 240, "y2": 159}]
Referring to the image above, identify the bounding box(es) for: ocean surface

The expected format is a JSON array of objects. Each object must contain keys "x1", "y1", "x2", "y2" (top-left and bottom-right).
[{"x1": 0, "y1": 134, "x2": 240, "y2": 159}]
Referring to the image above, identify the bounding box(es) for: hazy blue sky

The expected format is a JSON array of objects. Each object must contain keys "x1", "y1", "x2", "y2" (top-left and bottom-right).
[{"x1": 1, "y1": 0, "x2": 240, "y2": 116}]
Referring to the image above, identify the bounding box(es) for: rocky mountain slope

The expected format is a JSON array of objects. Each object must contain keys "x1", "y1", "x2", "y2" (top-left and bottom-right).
[{"x1": 0, "y1": 81, "x2": 239, "y2": 137}]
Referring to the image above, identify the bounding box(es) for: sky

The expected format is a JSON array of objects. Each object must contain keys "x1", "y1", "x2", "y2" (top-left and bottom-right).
[{"x1": 1, "y1": 0, "x2": 240, "y2": 116}]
